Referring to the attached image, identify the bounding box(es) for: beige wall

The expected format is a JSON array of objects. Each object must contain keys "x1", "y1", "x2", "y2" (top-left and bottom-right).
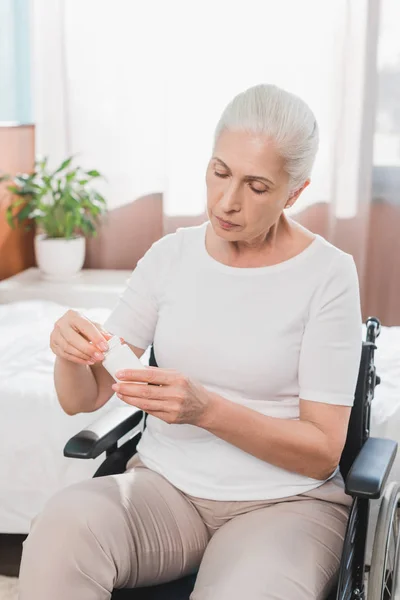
[{"x1": 84, "y1": 194, "x2": 163, "y2": 270}]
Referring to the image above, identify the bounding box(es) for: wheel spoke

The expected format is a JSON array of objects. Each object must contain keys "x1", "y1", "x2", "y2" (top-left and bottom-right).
[
  {"x1": 392, "y1": 510, "x2": 400, "y2": 599},
  {"x1": 363, "y1": 485, "x2": 400, "y2": 600},
  {"x1": 385, "y1": 572, "x2": 392, "y2": 598},
  {"x1": 389, "y1": 529, "x2": 395, "y2": 573}
]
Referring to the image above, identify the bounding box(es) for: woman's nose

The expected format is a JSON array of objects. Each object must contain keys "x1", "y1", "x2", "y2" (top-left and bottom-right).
[{"x1": 219, "y1": 186, "x2": 241, "y2": 212}]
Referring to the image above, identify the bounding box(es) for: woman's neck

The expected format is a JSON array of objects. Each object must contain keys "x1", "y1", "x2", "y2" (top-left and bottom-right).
[{"x1": 206, "y1": 215, "x2": 315, "y2": 269}]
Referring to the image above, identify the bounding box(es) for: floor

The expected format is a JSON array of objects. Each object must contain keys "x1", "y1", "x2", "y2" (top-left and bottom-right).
[{"x1": 0, "y1": 576, "x2": 18, "y2": 600}]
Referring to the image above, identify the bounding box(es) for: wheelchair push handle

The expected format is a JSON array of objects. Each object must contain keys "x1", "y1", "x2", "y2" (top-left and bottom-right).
[{"x1": 366, "y1": 317, "x2": 381, "y2": 343}]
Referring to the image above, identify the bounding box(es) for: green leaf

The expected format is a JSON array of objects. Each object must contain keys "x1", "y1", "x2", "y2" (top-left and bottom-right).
[
  {"x1": 94, "y1": 191, "x2": 107, "y2": 205},
  {"x1": 7, "y1": 185, "x2": 32, "y2": 197},
  {"x1": 89, "y1": 205, "x2": 101, "y2": 216},
  {"x1": 64, "y1": 212, "x2": 75, "y2": 238},
  {"x1": 63, "y1": 195, "x2": 80, "y2": 211},
  {"x1": 66, "y1": 169, "x2": 78, "y2": 182},
  {"x1": 7, "y1": 197, "x2": 26, "y2": 209},
  {"x1": 25, "y1": 181, "x2": 42, "y2": 190},
  {"x1": 6, "y1": 206, "x2": 15, "y2": 229},
  {"x1": 35, "y1": 156, "x2": 48, "y2": 171},
  {"x1": 14, "y1": 174, "x2": 31, "y2": 185},
  {"x1": 86, "y1": 169, "x2": 101, "y2": 178},
  {"x1": 17, "y1": 204, "x2": 34, "y2": 221},
  {"x1": 53, "y1": 156, "x2": 74, "y2": 174},
  {"x1": 12, "y1": 183, "x2": 38, "y2": 196},
  {"x1": 81, "y1": 216, "x2": 96, "y2": 237}
]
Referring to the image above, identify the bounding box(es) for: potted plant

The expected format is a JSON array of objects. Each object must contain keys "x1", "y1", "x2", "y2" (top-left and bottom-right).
[{"x1": 1, "y1": 156, "x2": 107, "y2": 280}]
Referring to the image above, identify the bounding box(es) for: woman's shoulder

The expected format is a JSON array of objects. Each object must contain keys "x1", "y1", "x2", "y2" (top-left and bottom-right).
[
  {"x1": 313, "y1": 233, "x2": 356, "y2": 271},
  {"x1": 141, "y1": 222, "x2": 207, "y2": 267},
  {"x1": 308, "y1": 235, "x2": 359, "y2": 307},
  {"x1": 291, "y1": 221, "x2": 356, "y2": 276}
]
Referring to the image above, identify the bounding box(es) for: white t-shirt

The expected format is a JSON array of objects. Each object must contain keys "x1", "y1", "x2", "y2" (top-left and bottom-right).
[{"x1": 104, "y1": 221, "x2": 362, "y2": 500}]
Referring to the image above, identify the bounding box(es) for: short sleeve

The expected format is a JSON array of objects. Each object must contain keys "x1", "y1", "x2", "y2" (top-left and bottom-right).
[
  {"x1": 298, "y1": 253, "x2": 362, "y2": 406},
  {"x1": 103, "y1": 232, "x2": 180, "y2": 349}
]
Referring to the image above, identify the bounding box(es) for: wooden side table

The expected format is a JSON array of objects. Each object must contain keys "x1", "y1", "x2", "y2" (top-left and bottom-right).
[{"x1": 0, "y1": 267, "x2": 132, "y2": 309}]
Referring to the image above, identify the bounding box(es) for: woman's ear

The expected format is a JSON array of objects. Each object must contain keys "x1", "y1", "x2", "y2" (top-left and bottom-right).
[{"x1": 285, "y1": 180, "x2": 310, "y2": 208}]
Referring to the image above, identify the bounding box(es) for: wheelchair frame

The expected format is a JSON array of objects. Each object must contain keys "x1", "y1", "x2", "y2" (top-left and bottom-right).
[{"x1": 64, "y1": 318, "x2": 398, "y2": 600}]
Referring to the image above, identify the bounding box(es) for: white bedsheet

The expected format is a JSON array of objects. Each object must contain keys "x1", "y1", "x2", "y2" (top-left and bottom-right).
[
  {"x1": 0, "y1": 300, "x2": 139, "y2": 533},
  {"x1": 1, "y1": 302, "x2": 400, "y2": 554}
]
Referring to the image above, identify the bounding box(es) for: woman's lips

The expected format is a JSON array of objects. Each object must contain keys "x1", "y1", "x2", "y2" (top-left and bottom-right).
[{"x1": 215, "y1": 216, "x2": 239, "y2": 230}]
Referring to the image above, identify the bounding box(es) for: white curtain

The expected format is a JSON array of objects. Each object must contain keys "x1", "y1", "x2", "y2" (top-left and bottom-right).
[
  {"x1": 31, "y1": 0, "x2": 377, "y2": 217},
  {"x1": 374, "y1": 0, "x2": 400, "y2": 170}
]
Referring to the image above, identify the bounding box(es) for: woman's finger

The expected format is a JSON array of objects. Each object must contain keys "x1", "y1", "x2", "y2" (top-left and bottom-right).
[
  {"x1": 115, "y1": 367, "x2": 179, "y2": 386},
  {"x1": 53, "y1": 335, "x2": 95, "y2": 363},
  {"x1": 57, "y1": 329, "x2": 101, "y2": 361},
  {"x1": 53, "y1": 341, "x2": 94, "y2": 365},
  {"x1": 64, "y1": 349, "x2": 95, "y2": 365},
  {"x1": 143, "y1": 410, "x2": 179, "y2": 425},
  {"x1": 68, "y1": 312, "x2": 109, "y2": 350},
  {"x1": 113, "y1": 382, "x2": 171, "y2": 400},
  {"x1": 116, "y1": 395, "x2": 166, "y2": 413}
]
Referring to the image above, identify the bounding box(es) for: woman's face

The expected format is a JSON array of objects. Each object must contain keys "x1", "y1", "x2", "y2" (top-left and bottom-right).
[{"x1": 205, "y1": 129, "x2": 302, "y2": 244}]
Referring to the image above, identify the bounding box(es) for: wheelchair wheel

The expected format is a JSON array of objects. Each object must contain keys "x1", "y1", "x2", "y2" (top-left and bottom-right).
[{"x1": 368, "y1": 482, "x2": 400, "y2": 599}]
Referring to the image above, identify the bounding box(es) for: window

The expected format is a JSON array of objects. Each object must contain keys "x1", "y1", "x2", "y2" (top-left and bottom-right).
[{"x1": 0, "y1": 0, "x2": 32, "y2": 124}]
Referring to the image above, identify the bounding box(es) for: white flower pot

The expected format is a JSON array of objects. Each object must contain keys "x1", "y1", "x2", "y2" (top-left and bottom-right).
[{"x1": 34, "y1": 234, "x2": 86, "y2": 280}]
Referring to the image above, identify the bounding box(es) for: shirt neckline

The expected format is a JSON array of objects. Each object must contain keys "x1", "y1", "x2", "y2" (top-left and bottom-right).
[{"x1": 200, "y1": 221, "x2": 322, "y2": 276}]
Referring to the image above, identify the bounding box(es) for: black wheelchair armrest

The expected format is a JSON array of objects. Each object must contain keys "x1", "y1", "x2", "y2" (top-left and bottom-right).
[
  {"x1": 63, "y1": 406, "x2": 144, "y2": 460},
  {"x1": 345, "y1": 437, "x2": 398, "y2": 499}
]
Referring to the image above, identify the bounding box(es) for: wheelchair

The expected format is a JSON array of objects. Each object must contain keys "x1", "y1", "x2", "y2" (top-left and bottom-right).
[{"x1": 64, "y1": 317, "x2": 399, "y2": 600}]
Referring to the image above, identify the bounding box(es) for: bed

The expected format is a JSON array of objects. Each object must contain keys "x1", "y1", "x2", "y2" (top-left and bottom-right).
[
  {"x1": 0, "y1": 300, "x2": 399, "y2": 562},
  {"x1": 0, "y1": 300, "x2": 150, "y2": 534}
]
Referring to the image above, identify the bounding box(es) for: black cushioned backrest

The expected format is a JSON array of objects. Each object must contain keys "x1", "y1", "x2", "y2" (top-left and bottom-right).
[
  {"x1": 339, "y1": 341, "x2": 377, "y2": 479},
  {"x1": 149, "y1": 345, "x2": 158, "y2": 368}
]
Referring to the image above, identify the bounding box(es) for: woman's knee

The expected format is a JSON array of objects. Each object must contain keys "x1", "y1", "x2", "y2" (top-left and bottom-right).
[
  {"x1": 19, "y1": 479, "x2": 130, "y2": 598},
  {"x1": 23, "y1": 478, "x2": 124, "y2": 560}
]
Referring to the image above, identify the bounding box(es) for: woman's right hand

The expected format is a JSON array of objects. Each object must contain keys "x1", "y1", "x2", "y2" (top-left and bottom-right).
[{"x1": 50, "y1": 309, "x2": 112, "y2": 366}]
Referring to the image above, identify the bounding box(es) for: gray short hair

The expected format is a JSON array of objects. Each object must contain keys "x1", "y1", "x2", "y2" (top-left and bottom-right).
[{"x1": 213, "y1": 84, "x2": 319, "y2": 192}]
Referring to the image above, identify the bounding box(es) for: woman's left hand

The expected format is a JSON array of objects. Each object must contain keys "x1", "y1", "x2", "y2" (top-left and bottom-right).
[{"x1": 111, "y1": 368, "x2": 214, "y2": 427}]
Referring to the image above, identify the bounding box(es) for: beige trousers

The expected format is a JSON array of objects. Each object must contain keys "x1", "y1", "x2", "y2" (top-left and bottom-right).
[{"x1": 19, "y1": 455, "x2": 351, "y2": 600}]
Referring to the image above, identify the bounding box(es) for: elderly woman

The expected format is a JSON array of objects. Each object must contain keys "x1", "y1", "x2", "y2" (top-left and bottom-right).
[{"x1": 19, "y1": 84, "x2": 362, "y2": 600}]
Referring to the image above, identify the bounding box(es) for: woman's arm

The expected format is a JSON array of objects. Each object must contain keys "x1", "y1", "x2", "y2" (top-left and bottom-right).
[
  {"x1": 51, "y1": 309, "x2": 146, "y2": 415},
  {"x1": 112, "y1": 369, "x2": 351, "y2": 481},
  {"x1": 55, "y1": 341, "x2": 145, "y2": 415},
  {"x1": 200, "y1": 393, "x2": 351, "y2": 480},
  {"x1": 54, "y1": 358, "x2": 99, "y2": 415}
]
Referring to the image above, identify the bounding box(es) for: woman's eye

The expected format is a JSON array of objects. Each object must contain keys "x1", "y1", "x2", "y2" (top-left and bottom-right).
[
  {"x1": 251, "y1": 187, "x2": 267, "y2": 195},
  {"x1": 213, "y1": 171, "x2": 267, "y2": 195}
]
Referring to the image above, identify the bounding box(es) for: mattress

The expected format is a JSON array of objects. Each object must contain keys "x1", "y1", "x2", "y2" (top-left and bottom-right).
[
  {"x1": 0, "y1": 300, "x2": 148, "y2": 534},
  {"x1": 1, "y1": 301, "x2": 400, "y2": 554}
]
